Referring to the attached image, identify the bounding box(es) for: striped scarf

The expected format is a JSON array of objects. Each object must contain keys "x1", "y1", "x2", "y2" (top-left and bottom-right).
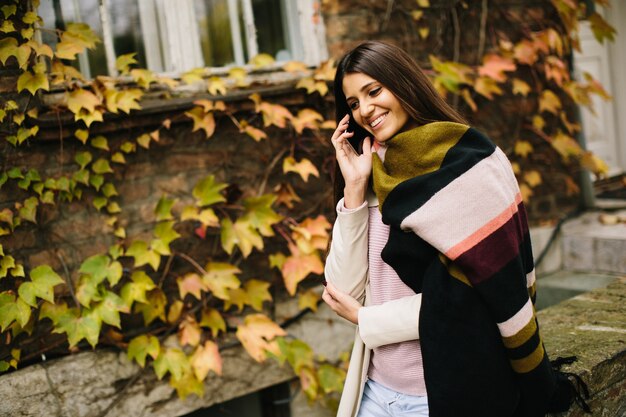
[{"x1": 372, "y1": 122, "x2": 567, "y2": 417}]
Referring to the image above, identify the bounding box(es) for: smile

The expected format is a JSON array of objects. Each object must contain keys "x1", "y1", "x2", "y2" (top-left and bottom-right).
[{"x1": 370, "y1": 113, "x2": 387, "y2": 128}]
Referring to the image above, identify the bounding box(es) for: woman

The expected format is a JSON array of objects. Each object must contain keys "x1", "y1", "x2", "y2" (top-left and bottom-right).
[{"x1": 322, "y1": 41, "x2": 578, "y2": 417}]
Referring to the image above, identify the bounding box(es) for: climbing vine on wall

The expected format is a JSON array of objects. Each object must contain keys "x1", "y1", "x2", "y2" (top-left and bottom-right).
[{"x1": 0, "y1": 0, "x2": 617, "y2": 411}]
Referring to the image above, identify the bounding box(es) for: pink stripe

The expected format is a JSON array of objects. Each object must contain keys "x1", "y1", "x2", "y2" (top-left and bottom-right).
[
  {"x1": 498, "y1": 298, "x2": 533, "y2": 337},
  {"x1": 445, "y1": 193, "x2": 523, "y2": 260}
]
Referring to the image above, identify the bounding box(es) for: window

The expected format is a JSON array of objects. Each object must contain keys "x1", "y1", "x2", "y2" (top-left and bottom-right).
[{"x1": 38, "y1": 0, "x2": 328, "y2": 77}]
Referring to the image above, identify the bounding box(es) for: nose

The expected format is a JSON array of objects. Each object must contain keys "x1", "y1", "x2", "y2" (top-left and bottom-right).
[{"x1": 359, "y1": 99, "x2": 374, "y2": 120}]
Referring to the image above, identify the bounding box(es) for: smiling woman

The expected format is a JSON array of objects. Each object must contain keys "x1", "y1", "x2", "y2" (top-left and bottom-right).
[{"x1": 323, "y1": 41, "x2": 583, "y2": 417}]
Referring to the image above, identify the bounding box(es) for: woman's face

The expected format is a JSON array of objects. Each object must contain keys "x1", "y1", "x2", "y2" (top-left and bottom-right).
[{"x1": 342, "y1": 72, "x2": 413, "y2": 143}]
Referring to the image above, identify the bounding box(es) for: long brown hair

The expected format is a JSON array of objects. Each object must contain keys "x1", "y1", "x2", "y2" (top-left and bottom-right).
[{"x1": 332, "y1": 41, "x2": 467, "y2": 206}]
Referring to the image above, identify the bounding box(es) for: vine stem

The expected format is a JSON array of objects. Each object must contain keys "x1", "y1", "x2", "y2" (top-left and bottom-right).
[
  {"x1": 157, "y1": 255, "x2": 174, "y2": 287},
  {"x1": 175, "y1": 252, "x2": 208, "y2": 275},
  {"x1": 257, "y1": 147, "x2": 288, "y2": 196},
  {"x1": 55, "y1": 251, "x2": 80, "y2": 309},
  {"x1": 451, "y1": 5, "x2": 461, "y2": 109},
  {"x1": 477, "y1": 0, "x2": 488, "y2": 63}
]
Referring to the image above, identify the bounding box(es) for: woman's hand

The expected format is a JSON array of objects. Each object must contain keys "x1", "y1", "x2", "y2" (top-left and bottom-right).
[
  {"x1": 331, "y1": 114, "x2": 373, "y2": 208},
  {"x1": 322, "y1": 281, "x2": 362, "y2": 325}
]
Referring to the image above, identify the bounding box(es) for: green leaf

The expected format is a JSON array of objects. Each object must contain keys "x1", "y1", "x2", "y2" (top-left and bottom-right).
[
  {"x1": 8, "y1": 167, "x2": 23, "y2": 179},
  {"x1": 155, "y1": 196, "x2": 174, "y2": 221},
  {"x1": 0, "y1": 173, "x2": 7, "y2": 189},
  {"x1": 102, "y1": 183, "x2": 118, "y2": 198},
  {"x1": 120, "y1": 141, "x2": 136, "y2": 153},
  {"x1": 75, "y1": 275, "x2": 102, "y2": 307},
  {"x1": 1, "y1": 5, "x2": 17, "y2": 19},
  {"x1": 125, "y1": 240, "x2": 160, "y2": 271},
  {"x1": 0, "y1": 255, "x2": 15, "y2": 278},
  {"x1": 92, "y1": 158, "x2": 113, "y2": 174},
  {"x1": 75, "y1": 129, "x2": 89, "y2": 144},
  {"x1": 192, "y1": 175, "x2": 227, "y2": 207},
  {"x1": 54, "y1": 308, "x2": 101, "y2": 348},
  {"x1": 75, "y1": 151, "x2": 93, "y2": 169},
  {"x1": 134, "y1": 288, "x2": 167, "y2": 325},
  {"x1": 317, "y1": 364, "x2": 346, "y2": 394},
  {"x1": 0, "y1": 292, "x2": 31, "y2": 332},
  {"x1": 72, "y1": 169, "x2": 90, "y2": 185},
  {"x1": 18, "y1": 265, "x2": 64, "y2": 307},
  {"x1": 93, "y1": 196, "x2": 107, "y2": 211},
  {"x1": 151, "y1": 221, "x2": 181, "y2": 256},
  {"x1": 79, "y1": 254, "x2": 123, "y2": 286},
  {"x1": 127, "y1": 334, "x2": 160, "y2": 367},
  {"x1": 121, "y1": 270, "x2": 156, "y2": 307},
  {"x1": 241, "y1": 194, "x2": 282, "y2": 236},
  {"x1": 0, "y1": 361, "x2": 9, "y2": 372},
  {"x1": 153, "y1": 348, "x2": 190, "y2": 380},
  {"x1": 89, "y1": 291, "x2": 129, "y2": 328},
  {"x1": 90, "y1": 174, "x2": 104, "y2": 191},
  {"x1": 111, "y1": 152, "x2": 126, "y2": 164},
  {"x1": 18, "y1": 197, "x2": 38, "y2": 223}
]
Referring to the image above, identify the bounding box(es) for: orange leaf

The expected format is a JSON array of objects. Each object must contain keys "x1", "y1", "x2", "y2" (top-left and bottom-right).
[
  {"x1": 236, "y1": 314, "x2": 286, "y2": 362},
  {"x1": 177, "y1": 272, "x2": 208, "y2": 300},
  {"x1": 239, "y1": 120, "x2": 267, "y2": 142},
  {"x1": 283, "y1": 157, "x2": 320, "y2": 182},
  {"x1": 259, "y1": 102, "x2": 292, "y2": 128},
  {"x1": 281, "y1": 244, "x2": 324, "y2": 295},
  {"x1": 191, "y1": 340, "x2": 222, "y2": 380},
  {"x1": 273, "y1": 183, "x2": 301, "y2": 209},
  {"x1": 513, "y1": 40, "x2": 537, "y2": 65},
  {"x1": 478, "y1": 54, "x2": 516, "y2": 82},
  {"x1": 178, "y1": 315, "x2": 202, "y2": 347}
]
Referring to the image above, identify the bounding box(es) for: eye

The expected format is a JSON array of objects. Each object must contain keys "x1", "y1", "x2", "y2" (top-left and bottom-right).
[
  {"x1": 348, "y1": 101, "x2": 359, "y2": 111},
  {"x1": 369, "y1": 86, "x2": 381, "y2": 97}
]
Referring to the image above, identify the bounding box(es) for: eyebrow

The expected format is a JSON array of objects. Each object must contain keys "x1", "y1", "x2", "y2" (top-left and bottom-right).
[{"x1": 345, "y1": 81, "x2": 377, "y2": 101}]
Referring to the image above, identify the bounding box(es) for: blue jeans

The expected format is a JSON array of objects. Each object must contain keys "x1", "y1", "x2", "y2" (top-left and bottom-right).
[{"x1": 357, "y1": 379, "x2": 429, "y2": 417}]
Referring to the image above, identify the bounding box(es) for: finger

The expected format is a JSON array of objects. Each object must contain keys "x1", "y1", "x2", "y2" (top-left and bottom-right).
[
  {"x1": 331, "y1": 115, "x2": 351, "y2": 141},
  {"x1": 361, "y1": 137, "x2": 372, "y2": 156}
]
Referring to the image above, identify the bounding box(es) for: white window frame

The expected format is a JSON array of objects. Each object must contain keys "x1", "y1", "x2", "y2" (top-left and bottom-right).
[{"x1": 90, "y1": 0, "x2": 328, "y2": 77}]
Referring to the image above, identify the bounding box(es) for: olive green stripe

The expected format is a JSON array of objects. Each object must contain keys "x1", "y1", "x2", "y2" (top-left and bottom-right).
[{"x1": 510, "y1": 343, "x2": 545, "y2": 374}]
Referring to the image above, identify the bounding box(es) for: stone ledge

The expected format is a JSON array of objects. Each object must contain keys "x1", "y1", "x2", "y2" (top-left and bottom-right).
[
  {"x1": 539, "y1": 277, "x2": 626, "y2": 416},
  {"x1": 0, "y1": 297, "x2": 354, "y2": 417}
]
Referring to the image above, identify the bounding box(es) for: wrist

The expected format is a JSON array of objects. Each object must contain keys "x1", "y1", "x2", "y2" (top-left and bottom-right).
[{"x1": 343, "y1": 185, "x2": 367, "y2": 209}]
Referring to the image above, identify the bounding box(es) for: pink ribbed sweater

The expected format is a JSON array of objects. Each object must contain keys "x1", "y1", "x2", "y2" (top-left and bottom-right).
[{"x1": 365, "y1": 203, "x2": 427, "y2": 396}]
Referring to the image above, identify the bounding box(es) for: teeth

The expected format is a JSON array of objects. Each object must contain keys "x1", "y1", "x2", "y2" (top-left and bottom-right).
[{"x1": 370, "y1": 114, "x2": 386, "y2": 127}]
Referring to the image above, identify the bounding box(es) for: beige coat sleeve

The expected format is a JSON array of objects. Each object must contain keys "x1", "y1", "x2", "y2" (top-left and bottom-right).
[
  {"x1": 324, "y1": 198, "x2": 369, "y2": 303},
  {"x1": 358, "y1": 294, "x2": 421, "y2": 349}
]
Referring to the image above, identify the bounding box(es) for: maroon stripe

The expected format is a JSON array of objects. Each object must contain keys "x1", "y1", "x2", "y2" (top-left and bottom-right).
[{"x1": 455, "y1": 203, "x2": 529, "y2": 284}]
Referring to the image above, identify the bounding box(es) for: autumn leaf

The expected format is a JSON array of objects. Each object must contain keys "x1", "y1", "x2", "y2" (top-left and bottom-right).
[
  {"x1": 474, "y1": 77, "x2": 503, "y2": 100},
  {"x1": 588, "y1": 12, "x2": 616, "y2": 43},
  {"x1": 295, "y1": 77, "x2": 329, "y2": 96},
  {"x1": 520, "y1": 183, "x2": 533, "y2": 203},
  {"x1": 283, "y1": 61, "x2": 307, "y2": 72},
  {"x1": 90, "y1": 290, "x2": 129, "y2": 328},
  {"x1": 185, "y1": 106, "x2": 216, "y2": 139},
  {"x1": 203, "y1": 262, "x2": 241, "y2": 300},
  {"x1": 580, "y1": 151, "x2": 609, "y2": 177},
  {"x1": 55, "y1": 23, "x2": 99, "y2": 60},
  {"x1": 220, "y1": 217, "x2": 264, "y2": 258},
  {"x1": 181, "y1": 67, "x2": 205, "y2": 85},
  {"x1": 429, "y1": 55, "x2": 473, "y2": 93},
  {"x1": 191, "y1": 341, "x2": 222, "y2": 380},
  {"x1": 18, "y1": 265, "x2": 64, "y2": 307},
  {"x1": 207, "y1": 76, "x2": 227, "y2": 95},
  {"x1": 236, "y1": 314, "x2": 286, "y2": 362},
  {"x1": 281, "y1": 244, "x2": 324, "y2": 296},
  {"x1": 291, "y1": 109, "x2": 323, "y2": 134},
  {"x1": 115, "y1": 53, "x2": 138, "y2": 74},
  {"x1": 192, "y1": 175, "x2": 227, "y2": 207},
  {"x1": 244, "y1": 279, "x2": 272, "y2": 311},
  {"x1": 151, "y1": 221, "x2": 181, "y2": 255},
  {"x1": 283, "y1": 157, "x2": 320, "y2": 183},
  {"x1": 79, "y1": 254, "x2": 122, "y2": 286},
  {"x1": 551, "y1": 131, "x2": 583, "y2": 159},
  {"x1": 125, "y1": 240, "x2": 161, "y2": 271},
  {"x1": 167, "y1": 300, "x2": 184, "y2": 323},
  {"x1": 17, "y1": 70, "x2": 49, "y2": 95},
  {"x1": 460, "y1": 89, "x2": 477, "y2": 112},
  {"x1": 240, "y1": 194, "x2": 283, "y2": 237},
  {"x1": 153, "y1": 347, "x2": 190, "y2": 380},
  {"x1": 224, "y1": 288, "x2": 249, "y2": 312},
  {"x1": 539, "y1": 90, "x2": 562, "y2": 114},
  {"x1": 67, "y1": 89, "x2": 101, "y2": 115},
  {"x1": 512, "y1": 78, "x2": 531, "y2": 96},
  {"x1": 524, "y1": 170, "x2": 542, "y2": 187},
  {"x1": 121, "y1": 270, "x2": 156, "y2": 307},
  {"x1": 513, "y1": 39, "x2": 538, "y2": 66},
  {"x1": 177, "y1": 273, "x2": 207, "y2": 300},
  {"x1": 249, "y1": 53, "x2": 275, "y2": 68},
  {"x1": 169, "y1": 371, "x2": 204, "y2": 400},
  {"x1": 127, "y1": 334, "x2": 160, "y2": 367},
  {"x1": 134, "y1": 288, "x2": 167, "y2": 325},
  {"x1": 178, "y1": 315, "x2": 202, "y2": 347},
  {"x1": 257, "y1": 101, "x2": 292, "y2": 128},
  {"x1": 239, "y1": 120, "x2": 267, "y2": 142},
  {"x1": 49, "y1": 305, "x2": 101, "y2": 347},
  {"x1": 199, "y1": 307, "x2": 226, "y2": 337},
  {"x1": 514, "y1": 140, "x2": 533, "y2": 158},
  {"x1": 228, "y1": 67, "x2": 249, "y2": 87},
  {"x1": 300, "y1": 366, "x2": 319, "y2": 401},
  {"x1": 532, "y1": 115, "x2": 546, "y2": 131},
  {"x1": 274, "y1": 183, "x2": 301, "y2": 209},
  {"x1": 478, "y1": 54, "x2": 516, "y2": 82},
  {"x1": 298, "y1": 289, "x2": 320, "y2": 312},
  {"x1": 0, "y1": 292, "x2": 31, "y2": 332},
  {"x1": 318, "y1": 364, "x2": 346, "y2": 394},
  {"x1": 130, "y1": 68, "x2": 156, "y2": 89}
]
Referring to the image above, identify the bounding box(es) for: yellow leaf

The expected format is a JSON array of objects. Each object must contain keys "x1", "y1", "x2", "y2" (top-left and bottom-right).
[
  {"x1": 0, "y1": 37, "x2": 18, "y2": 65},
  {"x1": 474, "y1": 77, "x2": 503, "y2": 100},
  {"x1": 220, "y1": 217, "x2": 264, "y2": 258},
  {"x1": 249, "y1": 53, "x2": 275, "y2": 68},
  {"x1": 416, "y1": 0, "x2": 430, "y2": 6},
  {"x1": 295, "y1": 77, "x2": 328, "y2": 96},
  {"x1": 532, "y1": 115, "x2": 546, "y2": 131},
  {"x1": 511, "y1": 162, "x2": 521, "y2": 175},
  {"x1": 240, "y1": 121, "x2": 268, "y2": 142},
  {"x1": 55, "y1": 23, "x2": 100, "y2": 60},
  {"x1": 411, "y1": 10, "x2": 424, "y2": 20},
  {"x1": 283, "y1": 61, "x2": 307, "y2": 72},
  {"x1": 203, "y1": 262, "x2": 241, "y2": 300},
  {"x1": 283, "y1": 157, "x2": 320, "y2": 183},
  {"x1": 551, "y1": 131, "x2": 582, "y2": 159},
  {"x1": 167, "y1": 300, "x2": 183, "y2": 323},
  {"x1": 523, "y1": 170, "x2": 542, "y2": 187},
  {"x1": 512, "y1": 78, "x2": 530, "y2": 96},
  {"x1": 580, "y1": 152, "x2": 609, "y2": 177},
  {"x1": 185, "y1": 106, "x2": 215, "y2": 139},
  {"x1": 514, "y1": 140, "x2": 533, "y2": 158},
  {"x1": 130, "y1": 68, "x2": 156, "y2": 89},
  {"x1": 259, "y1": 101, "x2": 293, "y2": 128},
  {"x1": 298, "y1": 289, "x2": 320, "y2": 312},
  {"x1": 207, "y1": 76, "x2": 227, "y2": 96},
  {"x1": 228, "y1": 67, "x2": 249, "y2": 87},
  {"x1": 520, "y1": 183, "x2": 533, "y2": 203},
  {"x1": 199, "y1": 308, "x2": 226, "y2": 337},
  {"x1": 460, "y1": 89, "x2": 477, "y2": 112},
  {"x1": 17, "y1": 71, "x2": 49, "y2": 95},
  {"x1": 419, "y1": 27, "x2": 430, "y2": 39},
  {"x1": 291, "y1": 108, "x2": 323, "y2": 134},
  {"x1": 224, "y1": 287, "x2": 249, "y2": 312},
  {"x1": 244, "y1": 279, "x2": 272, "y2": 311},
  {"x1": 67, "y1": 89, "x2": 101, "y2": 114},
  {"x1": 116, "y1": 53, "x2": 137, "y2": 74},
  {"x1": 137, "y1": 133, "x2": 151, "y2": 149},
  {"x1": 539, "y1": 90, "x2": 562, "y2": 114},
  {"x1": 181, "y1": 67, "x2": 205, "y2": 85}
]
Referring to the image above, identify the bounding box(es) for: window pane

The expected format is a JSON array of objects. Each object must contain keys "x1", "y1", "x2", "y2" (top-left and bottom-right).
[
  {"x1": 252, "y1": 0, "x2": 288, "y2": 61},
  {"x1": 109, "y1": 0, "x2": 147, "y2": 69},
  {"x1": 195, "y1": 0, "x2": 236, "y2": 67}
]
